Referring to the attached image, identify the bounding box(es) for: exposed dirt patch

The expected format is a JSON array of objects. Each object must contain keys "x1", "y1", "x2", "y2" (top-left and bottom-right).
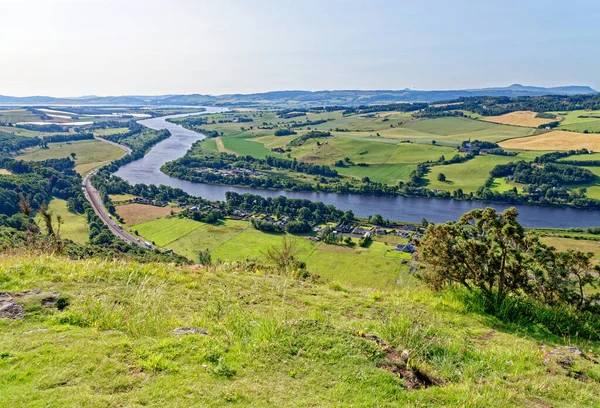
[
  {"x1": 542, "y1": 346, "x2": 598, "y2": 381},
  {"x1": 474, "y1": 330, "x2": 495, "y2": 341},
  {"x1": 116, "y1": 203, "x2": 182, "y2": 225},
  {"x1": 360, "y1": 332, "x2": 443, "y2": 389}
]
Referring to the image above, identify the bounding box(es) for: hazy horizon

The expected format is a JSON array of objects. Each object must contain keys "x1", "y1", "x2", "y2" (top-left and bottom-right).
[{"x1": 2, "y1": 0, "x2": 599, "y2": 97}]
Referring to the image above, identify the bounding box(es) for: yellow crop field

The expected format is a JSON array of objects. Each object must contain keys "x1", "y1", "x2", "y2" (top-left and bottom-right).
[
  {"x1": 499, "y1": 130, "x2": 600, "y2": 151},
  {"x1": 481, "y1": 111, "x2": 557, "y2": 128}
]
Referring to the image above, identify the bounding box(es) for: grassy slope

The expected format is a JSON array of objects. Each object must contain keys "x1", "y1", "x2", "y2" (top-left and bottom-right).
[
  {"x1": 1, "y1": 253, "x2": 600, "y2": 407},
  {"x1": 16, "y1": 139, "x2": 124, "y2": 175}
]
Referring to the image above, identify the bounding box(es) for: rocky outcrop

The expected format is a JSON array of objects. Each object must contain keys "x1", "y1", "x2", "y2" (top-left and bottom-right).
[{"x1": 0, "y1": 292, "x2": 24, "y2": 319}]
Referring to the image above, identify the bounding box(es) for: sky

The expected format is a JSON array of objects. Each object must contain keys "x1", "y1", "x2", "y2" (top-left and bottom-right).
[{"x1": 1, "y1": 0, "x2": 599, "y2": 96}]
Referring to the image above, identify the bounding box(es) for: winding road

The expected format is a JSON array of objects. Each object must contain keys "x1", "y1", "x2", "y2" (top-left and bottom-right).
[{"x1": 82, "y1": 137, "x2": 148, "y2": 248}]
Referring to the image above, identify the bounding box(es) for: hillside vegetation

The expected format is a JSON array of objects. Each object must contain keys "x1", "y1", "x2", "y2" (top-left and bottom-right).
[{"x1": 2, "y1": 251, "x2": 600, "y2": 407}]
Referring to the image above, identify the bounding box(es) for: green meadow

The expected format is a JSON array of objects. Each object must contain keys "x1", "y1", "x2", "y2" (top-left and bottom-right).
[
  {"x1": 17, "y1": 139, "x2": 125, "y2": 175},
  {"x1": 131, "y1": 216, "x2": 412, "y2": 289},
  {"x1": 425, "y1": 151, "x2": 543, "y2": 193},
  {"x1": 555, "y1": 110, "x2": 600, "y2": 133}
]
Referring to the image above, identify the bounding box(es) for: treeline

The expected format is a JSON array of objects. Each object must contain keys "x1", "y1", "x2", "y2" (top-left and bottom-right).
[
  {"x1": 225, "y1": 192, "x2": 353, "y2": 225},
  {"x1": 491, "y1": 161, "x2": 594, "y2": 185},
  {"x1": 287, "y1": 131, "x2": 331, "y2": 147},
  {"x1": 0, "y1": 132, "x2": 94, "y2": 157},
  {"x1": 424, "y1": 94, "x2": 600, "y2": 116},
  {"x1": 343, "y1": 102, "x2": 428, "y2": 115}
]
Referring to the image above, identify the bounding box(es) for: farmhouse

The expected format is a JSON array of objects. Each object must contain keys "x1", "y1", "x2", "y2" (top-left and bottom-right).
[{"x1": 395, "y1": 244, "x2": 416, "y2": 254}]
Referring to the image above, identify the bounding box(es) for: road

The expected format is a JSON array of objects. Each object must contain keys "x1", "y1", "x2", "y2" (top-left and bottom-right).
[{"x1": 82, "y1": 137, "x2": 148, "y2": 248}]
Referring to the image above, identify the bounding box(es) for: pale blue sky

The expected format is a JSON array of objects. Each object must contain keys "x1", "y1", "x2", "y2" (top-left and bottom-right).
[{"x1": 1, "y1": 0, "x2": 599, "y2": 96}]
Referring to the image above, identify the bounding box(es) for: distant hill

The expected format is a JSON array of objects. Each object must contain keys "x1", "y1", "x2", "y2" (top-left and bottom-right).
[{"x1": 0, "y1": 84, "x2": 596, "y2": 107}]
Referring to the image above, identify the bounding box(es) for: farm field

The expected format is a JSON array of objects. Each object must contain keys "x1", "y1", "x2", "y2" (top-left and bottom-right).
[
  {"x1": 93, "y1": 127, "x2": 129, "y2": 137},
  {"x1": 0, "y1": 109, "x2": 44, "y2": 123},
  {"x1": 108, "y1": 193, "x2": 137, "y2": 202},
  {"x1": 425, "y1": 151, "x2": 542, "y2": 193},
  {"x1": 499, "y1": 130, "x2": 600, "y2": 151},
  {"x1": 481, "y1": 111, "x2": 557, "y2": 127},
  {"x1": 376, "y1": 117, "x2": 539, "y2": 145},
  {"x1": 0, "y1": 169, "x2": 12, "y2": 175},
  {"x1": 131, "y1": 216, "x2": 412, "y2": 288},
  {"x1": 37, "y1": 198, "x2": 88, "y2": 244},
  {"x1": 288, "y1": 137, "x2": 457, "y2": 167},
  {"x1": 16, "y1": 139, "x2": 125, "y2": 175},
  {"x1": 555, "y1": 110, "x2": 600, "y2": 133},
  {"x1": 115, "y1": 203, "x2": 181, "y2": 225},
  {"x1": 337, "y1": 164, "x2": 416, "y2": 185},
  {"x1": 541, "y1": 236, "x2": 600, "y2": 260}
]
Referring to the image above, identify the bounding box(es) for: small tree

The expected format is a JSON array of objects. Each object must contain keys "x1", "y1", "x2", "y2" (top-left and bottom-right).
[
  {"x1": 70, "y1": 152, "x2": 77, "y2": 160},
  {"x1": 198, "y1": 249, "x2": 212, "y2": 266},
  {"x1": 437, "y1": 173, "x2": 446, "y2": 182}
]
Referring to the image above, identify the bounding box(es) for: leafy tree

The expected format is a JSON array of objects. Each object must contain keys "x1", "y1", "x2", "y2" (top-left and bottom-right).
[
  {"x1": 198, "y1": 249, "x2": 212, "y2": 266},
  {"x1": 437, "y1": 173, "x2": 446, "y2": 182}
]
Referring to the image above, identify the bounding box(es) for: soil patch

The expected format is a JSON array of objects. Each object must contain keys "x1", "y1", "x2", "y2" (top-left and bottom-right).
[{"x1": 116, "y1": 203, "x2": 182, "y2": 225}]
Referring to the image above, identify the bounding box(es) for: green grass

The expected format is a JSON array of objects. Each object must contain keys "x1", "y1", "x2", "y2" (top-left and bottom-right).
[
  {"x1": 337, "y1": 164, "x2": 416, "y2": 185},
  {"x1": 132, "y1": 217, "x2": 204, "y2": 246},
  {"x1": 0, "y1": 109, "x2": 44, "y2": 123},
  {"x1": 93, "y1": 127, "x2": 129, "y2": 137},
  {"x1": 200, "y1": 138, "x2": 218, "y2": 151},
  {"x1": 133, "y1": 216, "x2": 411, "y2": 289},
  {"x1": 426, "y1": 151, "x2": 543, "y2": 193},
  {"x1": 290, "y1": 137, "x2": 457, "y2": 166},
  {"x1": 2, "y1": 253, "x2": 600, "y2": 406},
  {"x1": 16, "y1": 139, "x2": 125, "y2": 175},
  {"x1": 555, "y1": 110, "x2": 600, "y2": 133},
  {"x1": 378, "y1": 117, "x2": 539, "y2": 146},
  {"x1": 36, "y1": 198, "x2": 88, "y2": 244}
]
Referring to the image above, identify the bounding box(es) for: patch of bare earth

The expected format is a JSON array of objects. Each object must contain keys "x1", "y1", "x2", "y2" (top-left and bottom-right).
[
  {"x1": 360, "y1": 332, "x2": 443, "y2": 390},
  {"x1": 116, "y1": 204, "x2": 182, "y2": 225}
]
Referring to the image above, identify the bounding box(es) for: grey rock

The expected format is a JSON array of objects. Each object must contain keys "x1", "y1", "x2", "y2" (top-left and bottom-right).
[
  {"x1": 171, "y1": 327, "x2": 209, "y2": 335},
  {"x1": 0, "y1": 292, "x2": 24, "y2": 319}
]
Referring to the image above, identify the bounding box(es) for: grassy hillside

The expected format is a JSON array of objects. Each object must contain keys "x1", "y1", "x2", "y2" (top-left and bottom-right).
[{"x1": 2, "y1": 252, "x2": 600, "y2": 407}]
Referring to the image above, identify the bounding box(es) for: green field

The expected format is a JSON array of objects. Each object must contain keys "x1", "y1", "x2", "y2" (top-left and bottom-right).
[
  {"x1": 37, "y1": 198, "x2": 88, "y2": 244},
  {"x1": 375, "y1": 117, "x2": 539, "y2": 146},
  {"x1": 93, "y1": 127, "x2": 129, "y2": 137},
  {"x1": 555, "y1": 110, "x2": 600, "y2": 133},
  {"x1": 16, "y1": 139, "x2": 125, "y2": 175},
  {"x1": 132, "y1": 216, "x2": 412, "y2": 288},
  {"x1": 337, "y1": 164, "x2": 416, "y2": 184},
  {"x1": 289, "y1": 137, "x2": 457, "y2": 166},
  {"x1": 425, "y1": 151, "x2": 542, "y2": 193},
  {"x1": 0, "y1": 109, "x2": 44, "y2": 123}
]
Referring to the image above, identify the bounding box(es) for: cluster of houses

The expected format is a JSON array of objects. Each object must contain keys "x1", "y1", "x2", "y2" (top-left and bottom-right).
[
  {"x1": 131, "y1": 197, "x2": 168, "y2": 207},
  {"x1": 195, "y1": 167, "x2": 265, "y2": 178},
  {"x1": 312, "y1": 223, "x2": 422, "y2": 254}
]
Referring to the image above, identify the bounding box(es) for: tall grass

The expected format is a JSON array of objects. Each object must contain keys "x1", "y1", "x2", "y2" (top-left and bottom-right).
[{"x1": 453, "y1": 288, "x2": 600, "y2": 341}]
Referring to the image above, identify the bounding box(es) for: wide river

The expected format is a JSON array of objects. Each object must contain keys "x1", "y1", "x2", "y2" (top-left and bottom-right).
[{"x1": 114, "y1": 109, "x2": 600, "y2": 228}]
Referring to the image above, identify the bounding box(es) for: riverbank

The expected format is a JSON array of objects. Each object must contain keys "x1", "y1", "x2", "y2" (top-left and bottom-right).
[{"x1": 112, "y1": 110, "x2": 600, "y2": 228}]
